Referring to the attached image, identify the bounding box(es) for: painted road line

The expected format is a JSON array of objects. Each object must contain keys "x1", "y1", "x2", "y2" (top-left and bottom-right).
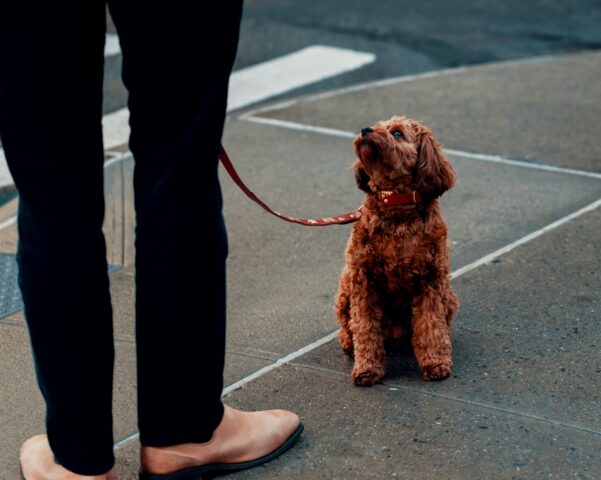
[
  {"x1": 102, "y1": 46, "x2": 375, "y2": 154},
  {"x1": 102, "y1": 108, "x2": 131, "y2": 151},
  {"x1": 0, "y1": 50, "x2": 571, "y2": 190},
  {"x1": 0, "y1": 152, "x2": 133, "y2": 233},
  {"x1": 241, "y1": 115, "x2": 601, "y2": 181},
  {"x1": 445, "y1": 149, "x2": 601, "y2": 180},
  {"x1": 450, "y1": 196, "x2": 601, "y2": 279},
  {"x1": 114, "y1": 194, "x2": 601, "y2": 451},
  {"x1": 221, "y1": 195, "x2": 601, "y2": 397},
  {"x1": 1, "y1": 45, "x2": 375, "y2": 204},
  {"x1": 0, "y1": 151, "x2": 11, "y2": 189},
  {"x1": 104, "y1": 34, "x2": 121, "y2": 58},
  {"x1": 0, "y1": 215, "x2": 16, "y2": 231},
  {"x1": 227, "y1": 45, "x2": 375, "y2": 112},
  {"x1": 0, "y1": 33, "x2": 126, "y2": 187},
  {"x1": 0, "y1": 145, "x2": 131, "y2": 193},
  {"x1": 242, "y1": 53, "x2": 561, "y2": 118},
  {"x1": 114, "y1": 329, "x2": 340, "y2": 449},
  {"x1": 241, "y1": 115, "x2": 356, "y2": 139},
  {"x1": 104, "y1": 151, "x2": 132, "y2": 169},
  {"x1": 221, "y1": 330, "x2": 340, "y2": 396}
]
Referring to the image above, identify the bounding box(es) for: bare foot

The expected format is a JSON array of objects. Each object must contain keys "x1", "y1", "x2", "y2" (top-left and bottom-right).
[
  {"x1": 20, "y1": 435, "x2": 115, "y2": 480},
  {"x1": 140, "y1": 405, "x2": 302, "y2": 477}
]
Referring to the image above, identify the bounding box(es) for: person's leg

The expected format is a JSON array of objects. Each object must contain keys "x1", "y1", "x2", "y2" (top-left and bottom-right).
[
  {"x1": 108, "y1": 4, "x2": 302, "y2": 476},
  {"x1": 0, "y1": 0, "x2": 115, "y2": 476},
  {"x1": 106, "y1": 0, "x2": 241, "y2": 445}
]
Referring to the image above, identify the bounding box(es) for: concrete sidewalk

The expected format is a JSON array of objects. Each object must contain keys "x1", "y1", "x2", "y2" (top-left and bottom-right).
[{"x1": 1, "y1": 50, "x2": 600, "y2": 479}]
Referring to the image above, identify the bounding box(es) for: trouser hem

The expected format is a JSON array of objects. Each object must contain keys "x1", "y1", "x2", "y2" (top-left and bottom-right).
[{"x1": 139, "y1": 402, "x2": 225, "y2": 448}]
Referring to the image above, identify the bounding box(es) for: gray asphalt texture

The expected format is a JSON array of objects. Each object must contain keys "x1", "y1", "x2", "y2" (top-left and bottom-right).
[
  {"x1": 102, "y1": 0, "x2": 601, "y2": 115},
  {"x1": 1, "y1": 2, "x2": 601, "y2": 479}
]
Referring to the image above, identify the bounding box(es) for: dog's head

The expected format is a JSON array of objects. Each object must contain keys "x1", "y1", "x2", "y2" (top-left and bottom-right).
[{"x1": 353, "y1": 115, "x2": 456, "y2": 199}]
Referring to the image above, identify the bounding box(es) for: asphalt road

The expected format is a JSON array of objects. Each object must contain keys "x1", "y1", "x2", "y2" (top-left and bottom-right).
[
  {"x1": 3, "y1": 2, "x2": 600, "y2": 136},
  {"x1": 103, "y1": 0, "x2": 601, "y2": 114}
]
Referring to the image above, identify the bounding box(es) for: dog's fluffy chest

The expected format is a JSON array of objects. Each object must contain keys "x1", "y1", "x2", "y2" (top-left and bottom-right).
[
  {"x1": 351, "y1": 217, "x2": 444, "y2": 297},
  {"x1": 371, "y1": 231, "x2": 428, "y2": 291}
]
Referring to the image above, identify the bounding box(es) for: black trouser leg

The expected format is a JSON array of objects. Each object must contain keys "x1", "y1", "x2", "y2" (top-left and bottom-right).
[
  {"x1": 0, "y1": 0, "x2": 114, "y2": 475},
  {"x1": 106, "y1": 0, "x2": 243, "y2": 446}
]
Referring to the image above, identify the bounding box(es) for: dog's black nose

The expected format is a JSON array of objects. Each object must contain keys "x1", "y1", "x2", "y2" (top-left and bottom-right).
[{"x1": 361, "y1": 127, "x2": 374, "y2": 137}]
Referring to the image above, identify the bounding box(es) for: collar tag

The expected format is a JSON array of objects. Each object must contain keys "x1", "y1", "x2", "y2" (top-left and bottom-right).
[{"x1": 377, "y1": 190, "x2": 423, "y2": 206}]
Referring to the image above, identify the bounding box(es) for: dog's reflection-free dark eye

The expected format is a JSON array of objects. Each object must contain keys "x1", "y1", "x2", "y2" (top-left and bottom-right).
[{"x1": 392, "y1": 130, "x2": 403, "y2": 138}]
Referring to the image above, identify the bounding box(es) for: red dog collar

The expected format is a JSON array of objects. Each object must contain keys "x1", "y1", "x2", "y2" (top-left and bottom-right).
[{"x1": 377, "y1": 190, "x2": 423, "y2": 206}]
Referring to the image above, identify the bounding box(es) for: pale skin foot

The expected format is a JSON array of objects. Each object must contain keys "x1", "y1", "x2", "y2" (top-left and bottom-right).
[
  {"x1": 20, "y1": 435, "x2": 115, "y2": 480},
  {"x1": 20, "y1": 406, "x2": 301, "y2": 479},
  {"x1": 140, "y1": 405, "x2": 301, "y2": 475}
]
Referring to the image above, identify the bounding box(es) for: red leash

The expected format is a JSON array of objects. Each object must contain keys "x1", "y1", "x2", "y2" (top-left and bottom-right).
[
  {"x1": 219, "y1": 146, "x2": 424, "y2": 226},
  {"x1": 219, "y1": 146, "x2": 363, "y2": 226}
]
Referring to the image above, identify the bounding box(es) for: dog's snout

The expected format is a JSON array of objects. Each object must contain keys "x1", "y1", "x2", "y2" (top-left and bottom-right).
[{"x1": 361, "y1": 127, "x2": 374, "y2": 137}]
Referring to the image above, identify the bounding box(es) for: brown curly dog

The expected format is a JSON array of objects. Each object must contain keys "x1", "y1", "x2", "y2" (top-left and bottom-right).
[{"x1": 335, "y1": 115, "x2": 459, "y2": 386}]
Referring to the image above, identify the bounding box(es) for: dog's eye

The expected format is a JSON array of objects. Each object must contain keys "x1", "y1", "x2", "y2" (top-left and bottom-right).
[{"x1": 391, "y1": 130, "x2": 403, "y2": 139}]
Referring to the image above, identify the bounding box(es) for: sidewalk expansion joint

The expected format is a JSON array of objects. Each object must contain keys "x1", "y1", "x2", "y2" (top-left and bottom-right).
[
  {"x1": 115, "y1": 336, "x2": 135, "y2": 345},
  {"x1": 225, "y1": 350, "x2": 279, "y2": 363},
  {"x1": 288, "y1": 361, "x2": 601, "y2": 439},
  {"x1": 113, "y1": 332, "x2": 340, "y2": 450},
  {"x1": 113, "y1": 194, "x2": 601, "y2": 451},
  {"x1": 0, "y1": 319, "x2": 27, "y2": 329}
]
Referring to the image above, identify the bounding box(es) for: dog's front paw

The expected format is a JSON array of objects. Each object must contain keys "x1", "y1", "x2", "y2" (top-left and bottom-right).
[
  {"x1": 352, "y1": 364, "x2": 385, "y2": 386},
  {"x1": 421, "y1": 362, "x2": 452, "y2": 381}
]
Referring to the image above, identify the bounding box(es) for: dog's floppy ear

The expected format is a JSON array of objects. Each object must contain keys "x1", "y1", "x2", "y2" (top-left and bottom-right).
[
  {"x1": 353, "y1": 160, "x2": 371, "y2": 193},
  {"x1": 414, "y1": 126, "x2": 456, "y2": 198}
]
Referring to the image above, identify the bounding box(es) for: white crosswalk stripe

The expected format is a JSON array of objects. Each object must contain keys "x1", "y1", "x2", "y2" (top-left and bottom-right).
[
  {"x1": 227, "y1": 45, "x2": 375, "y2": 112},
  {"x1": 104, "y1": 34, "x2": 121, "y2": 58},
  {"x1": 0, "y1": 45, "x2": 375, "y2": 189}
]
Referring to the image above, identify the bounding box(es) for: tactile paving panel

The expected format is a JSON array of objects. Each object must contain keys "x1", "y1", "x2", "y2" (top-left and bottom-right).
[
  {"x1": 0, "y1": 253, "x2": 122, "y2": 321},
  {"x1": 0, "y1": 253, "x2": 23, "y2": 320}
]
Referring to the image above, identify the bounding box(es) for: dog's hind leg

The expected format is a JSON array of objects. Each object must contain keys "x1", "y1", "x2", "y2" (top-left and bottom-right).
[{"x1": 335, "y1": 266, "x2": 354, "y2": 355}]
